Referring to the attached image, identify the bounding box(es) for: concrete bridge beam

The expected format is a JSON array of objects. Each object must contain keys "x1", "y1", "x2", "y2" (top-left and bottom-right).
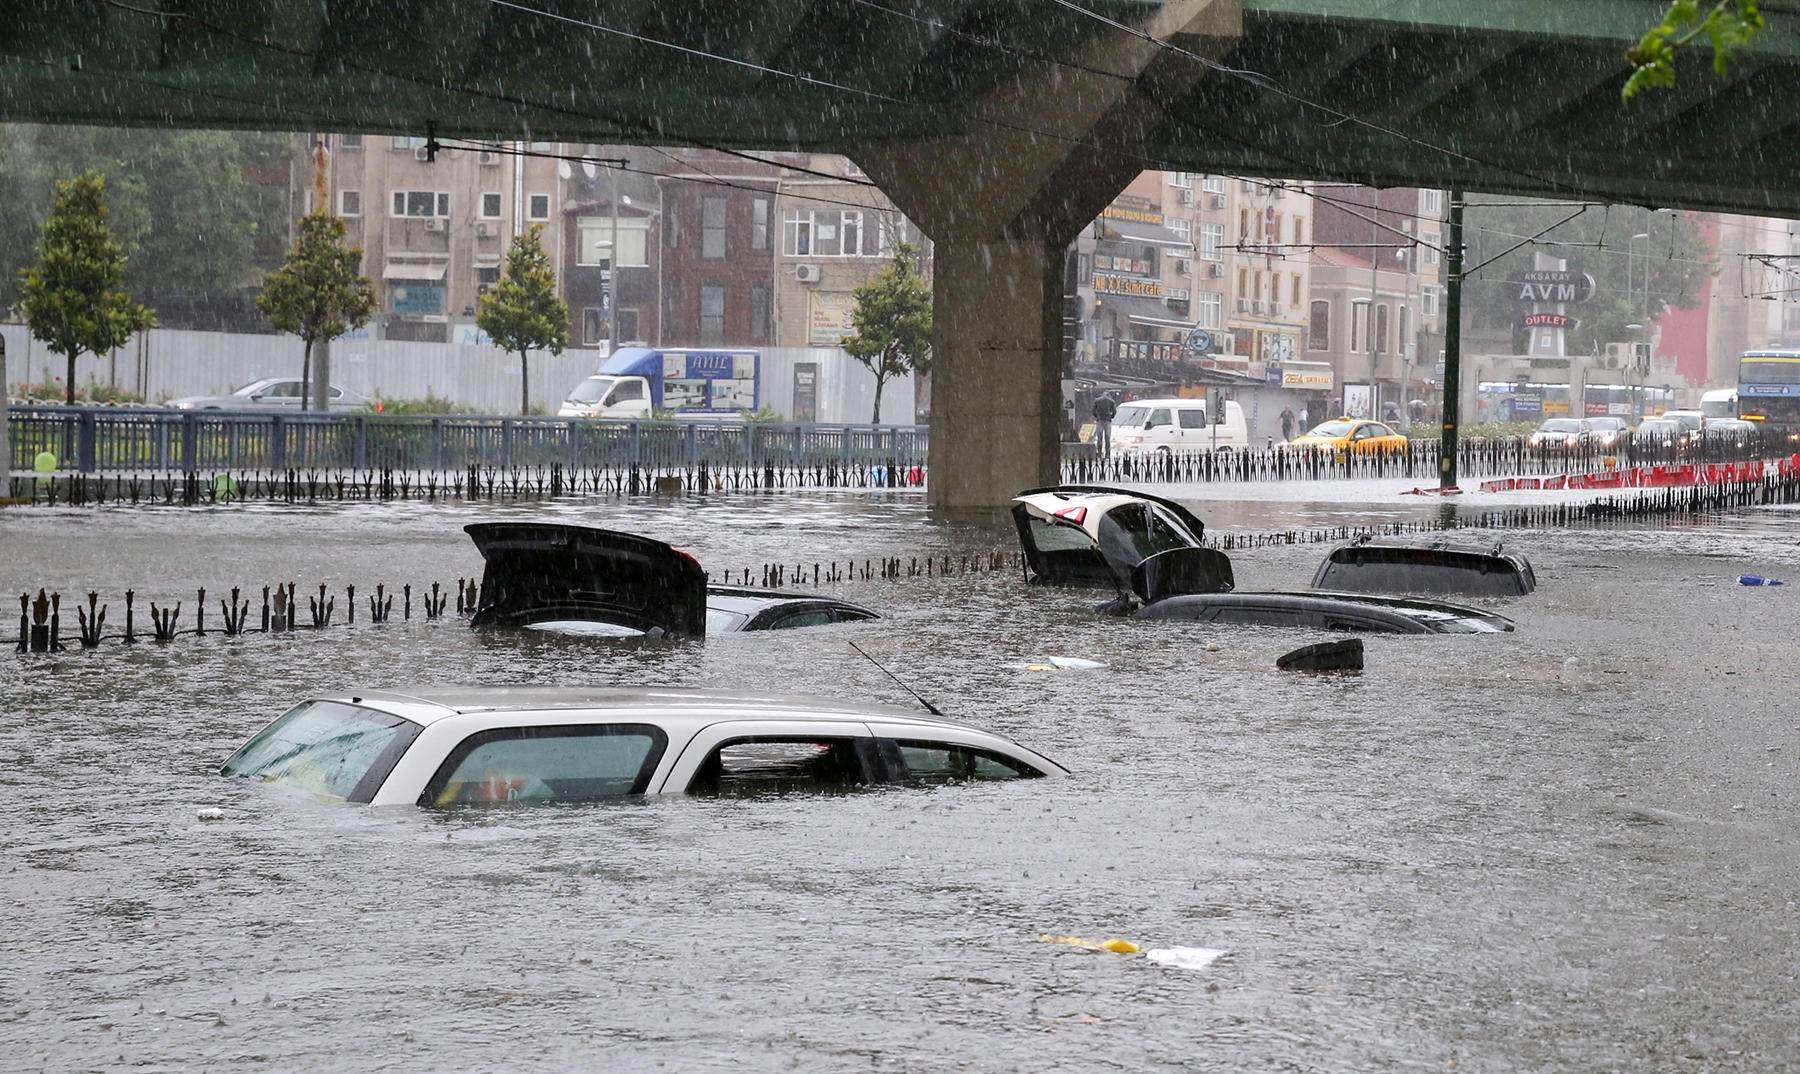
[{"x1": 854, "y1": 0, "x2": 1241, "y2": 508}]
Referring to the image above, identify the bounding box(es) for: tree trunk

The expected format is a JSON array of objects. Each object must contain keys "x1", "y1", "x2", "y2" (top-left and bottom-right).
[
  {"x1": 871, "y1": 370, "x2": 886, "y2": 425},
  {"x1": 64, "y1": 348, "x2": 80, "y2": 406},
  {"x1": 300, "y1": 337, "x2": 313, "y2": 412},
  {"x1": 520, "y1": 348, "x2": 531, "y2": 415}
]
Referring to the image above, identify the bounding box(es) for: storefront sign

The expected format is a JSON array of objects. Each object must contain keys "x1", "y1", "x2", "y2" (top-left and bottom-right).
[
  {"x1": 1101, "y1": 199, "x2": 1163, "y2": 227},
  {"x1": 1521, "y1": 313, "x2": 1573, "y2": 328},
  {"x1": 808, "y1": 291, "x2": 857, "y2": 346},
  {"x1": 1508, "y1": 269, "x2": 1595, "y2": 305},
  {"x1": 1281, "y1": 367, "x2": 1334, "y2": 389},
  {"x1": 392, "y1": 285, "x2": 443, "y2": 315},
  {"x1": 1094, "y1": 273, "x2": 1162, "y2": 297}
]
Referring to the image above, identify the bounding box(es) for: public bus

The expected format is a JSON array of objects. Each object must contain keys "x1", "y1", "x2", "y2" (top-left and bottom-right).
[{"x1": 1736, "y1": 350, "x2": 1800, "y2": 441}]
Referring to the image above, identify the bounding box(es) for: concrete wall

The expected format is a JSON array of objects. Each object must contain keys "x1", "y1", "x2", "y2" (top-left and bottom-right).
[{"x1": 1, "y1": 324, "x2": 915, "y2": 423}]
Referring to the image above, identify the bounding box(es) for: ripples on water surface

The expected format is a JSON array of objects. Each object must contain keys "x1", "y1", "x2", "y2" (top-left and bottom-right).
[{"x1": 4, "y1": 488, "x2": 1799, "y2": 1071}]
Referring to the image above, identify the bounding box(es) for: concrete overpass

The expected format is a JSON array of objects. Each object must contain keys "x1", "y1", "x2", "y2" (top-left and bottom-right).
[{"x1": 8, "y1": 0, "x2": 1800, "y2": 506}]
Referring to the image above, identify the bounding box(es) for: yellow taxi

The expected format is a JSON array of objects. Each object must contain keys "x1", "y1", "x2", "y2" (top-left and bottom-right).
[{"x1": 1288, "y1": 418, "x2": 1410, "y2": 457}]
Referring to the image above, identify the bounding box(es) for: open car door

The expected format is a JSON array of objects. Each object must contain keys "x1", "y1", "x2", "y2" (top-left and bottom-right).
[{"x1": 464, "y1": 523, "x2": 708, "y2": 635}]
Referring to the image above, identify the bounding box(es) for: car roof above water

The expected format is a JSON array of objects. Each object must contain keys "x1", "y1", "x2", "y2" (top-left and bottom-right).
[{"x1": 328, "y1": 686, "x2": 970, "y2": 730}]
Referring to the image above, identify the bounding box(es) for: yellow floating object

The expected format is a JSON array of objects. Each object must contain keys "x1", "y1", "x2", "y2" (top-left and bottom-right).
[{"x1": 1038, "y1": 934, "x2": 1140, "y2": 955}]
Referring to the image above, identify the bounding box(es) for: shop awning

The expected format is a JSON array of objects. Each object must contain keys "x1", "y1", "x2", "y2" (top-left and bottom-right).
[
  {"x1": 382, "y1": 260, "x2": 449, "y2": 281},
  {"x1": 1097, "y1": 216, "x2": 1192, "y2": 249},
  {"x1": 1097, "y1": 293, "x2": 1192, "y2": 329}
]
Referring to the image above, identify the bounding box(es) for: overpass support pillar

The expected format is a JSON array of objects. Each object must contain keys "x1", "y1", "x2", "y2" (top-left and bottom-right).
[{"x1": 856, "y1": 0, "x2": 1240, "y2": 508}]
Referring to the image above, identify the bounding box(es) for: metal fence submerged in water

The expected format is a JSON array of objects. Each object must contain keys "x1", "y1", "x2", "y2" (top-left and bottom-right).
[{"x1": 4, "y1": 405, "x2": 927, "y2": 474}]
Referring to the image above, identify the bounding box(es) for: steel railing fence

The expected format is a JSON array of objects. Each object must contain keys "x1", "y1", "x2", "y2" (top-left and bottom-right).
[{"x1": 5, "y1": 405, "x2": 928, "y2": 474}]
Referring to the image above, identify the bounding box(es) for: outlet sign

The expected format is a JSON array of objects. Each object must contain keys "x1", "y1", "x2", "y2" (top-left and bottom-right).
[{"x1": 1521, "y1": 313, "x2": 1573, "y2": 328}]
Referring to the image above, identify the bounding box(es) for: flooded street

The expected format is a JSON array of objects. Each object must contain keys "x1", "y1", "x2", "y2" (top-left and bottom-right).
[{"x1": 5, "y1": 487, "x2": 1800, "y2": 1072}]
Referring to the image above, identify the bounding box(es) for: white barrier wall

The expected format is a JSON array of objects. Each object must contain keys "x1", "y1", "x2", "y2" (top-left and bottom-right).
[{"x1": 1, "y1": 324, "x2": 917, "y2": 423}]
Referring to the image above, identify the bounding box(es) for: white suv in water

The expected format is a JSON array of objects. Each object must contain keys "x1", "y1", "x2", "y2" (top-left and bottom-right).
[{"x1": 221, "y1": 688, "x2": 1064, "y2": 806}]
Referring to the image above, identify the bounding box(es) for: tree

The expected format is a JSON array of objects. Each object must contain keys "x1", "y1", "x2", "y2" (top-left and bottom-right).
[
  {"x1": 1626, "y1": 0, "x2": 1765, "y2": 100},
  {"x1": 477, "y1": 224, "x2": 568, "y2": 415},
  {"x1": 1460, "y1": 202, "x2": 1714, "y2": 359},
  {"x1": 842, "y1": 241, "x2": 932, "y2": 424},
  {"x1": 256, "y1": 210, "x2": 375, "y2": 409},
  {"x1": 18, "y1": 172, "x2": 156, "y2": 406}
]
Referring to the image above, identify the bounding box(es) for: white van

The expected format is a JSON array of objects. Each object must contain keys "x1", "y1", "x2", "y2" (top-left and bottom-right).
[
  {"x1": 1699, "y1": 388, "x2": 1738, "y2": 424},
  {"x1": 1109, "y1": 397, "x2": 1249, "y2": 453}
]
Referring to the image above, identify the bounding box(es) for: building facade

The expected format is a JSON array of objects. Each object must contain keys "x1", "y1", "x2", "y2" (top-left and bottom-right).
[{"x1": 772, "y1": 155, "x2": 921, "y2": 351}]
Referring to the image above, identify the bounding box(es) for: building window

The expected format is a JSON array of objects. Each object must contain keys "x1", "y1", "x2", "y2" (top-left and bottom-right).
[
  {"x1": 339, "y1": 134, "x2": 363, "y2": 151},
  {"x1": 699, "y1": 283, "x2": 725, "y2": 345},
  {"x1": 1420, "y1": 189, "x2": 1444, "y2": 216},
  {"x1": 1423, "y1": 285, "x2": 1441, "y2": 317},
  {"x1": 1375, "y1": 303, "x2": 1390, "y2": 354},
  {"x1": 1196, "y1": 291, "x2": 1221, "y2": 330},
  {"x1": 1308, "y1": 300, "x2": 1330, "y2": 350},
  {"x1": 1238, "y1": 208, "x2": 1250, "y2": 242},
  {"x1": 1291, "y1": 274, "x2": 1302, "y2": 306},
  {"x1": 339, "y1": 190, "x2": 360, "y2": 217},
  {"x1": 666, "y1": 201, "x2": 678, "y2": 249},
  {"x1": 750, "y1": 282, "x2": 770, "y2": 342},
  {"x1": 1236, "y1": 267, "x2": 1248, "y2": 302},
  {"x1": 751, "y1": 197, "x2": 770, "y2": 251},
  {"x1": 1253, "y1": 271, "x2": 1263, "y2": 301},
  {"x1": 391, "y1": 190, "x2": 450, "y2": 217},
  {"x1": 1168, "y1": 172, "x2": 1193, "y2": 188},
  {"x1": 617, "y1": 309, "x2": 639, "y2": 343},
  {"x1": 1351, "y1": 300, "x2": 1368, "y2": 352},
  {"x1": 1199, "y1": 223, "x2": 1223, "y2": 261},
  {"x1": 1201, "y1": 175, "x2": 1225, "y2": 194},
  {"x1": 476, "y1": 266, "x2": 502, "y2": 285},
  {"x1": 528, "y1": 140, "x2": 552, "y2": 152},
  {"x1": 528, "y1": 194, "x2": 550, "y2": 222},
  {"x1": 1422, "y1": 230, "x2": 1441, "y2": 266},
  {"x1": 1168, "y1": 217, "x2": 1191, "y2": 241},
  {"x1": 481, "y1": 192, "x2": 502, "y2": 219},
  {"x1": 390, "y1": 135, "x2": 422, "y2": 150},
  {"x1": 783, "y1": 210, "x2": 882, "y2": 257},
  {"x1": 1398, "y1": 305, "x2": 1410, "y2": 358},
  {"x1": 578, "y1": 218, "x2": 649, "y2": 267},
  {"x1": 1293, "y1": 216, "x2": 1305, "y2": 245},
  {"x1": 582, "y1": 308, "x2": 605, "y2": 345},
  {"x1": 702, "y1": 196, "x2": 727, "y2": 259}
]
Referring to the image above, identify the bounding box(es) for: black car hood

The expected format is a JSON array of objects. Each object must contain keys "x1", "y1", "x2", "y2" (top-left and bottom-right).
[
  {"x1": 465, "y1": 523, "x2": 707, "y2": 635},
  {"x1": 1311, "y1": 536, "x2": 1536, "y2": 597}
]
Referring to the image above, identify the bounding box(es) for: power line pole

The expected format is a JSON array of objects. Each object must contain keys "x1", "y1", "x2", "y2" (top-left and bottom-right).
[{"x1": 1440, "y1": 189, "x2": 1465, "y2": 490}]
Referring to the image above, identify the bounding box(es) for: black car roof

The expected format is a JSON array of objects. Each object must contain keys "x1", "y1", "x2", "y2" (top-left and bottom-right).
[
  {"x1": 703, "y1": 586, "x2": 876, "y2": 617},
  {"x1": 1134, "y1": 590, "x2": 1515, "y2": 632}
]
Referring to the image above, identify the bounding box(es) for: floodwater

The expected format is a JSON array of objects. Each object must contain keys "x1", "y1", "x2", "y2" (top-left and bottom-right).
[{"x1": 4, "y1": 484, "x2": 1799, "y2": 1072}]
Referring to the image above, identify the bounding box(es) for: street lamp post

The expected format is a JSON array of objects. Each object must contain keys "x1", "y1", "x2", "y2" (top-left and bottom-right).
[{"x1": 1627, "y1": 231, "x2": 1650, "y2": 420}]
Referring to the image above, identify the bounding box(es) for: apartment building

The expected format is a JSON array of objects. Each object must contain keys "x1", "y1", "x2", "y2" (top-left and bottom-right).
[{"x1": 772, "y1": 155, "x2": 921, "y2": 349}]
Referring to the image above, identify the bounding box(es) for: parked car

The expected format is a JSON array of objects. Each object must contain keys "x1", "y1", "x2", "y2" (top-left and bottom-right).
[
  {"x1": 1312, "y1": 535, "x2": 1536, "y2": 597},
  {"x1": 1009, "y1": 486, "x2": 1517, "y2": 632},
  {"x1": 464, "y1": 522, "x2": 879, "y2": 636},
  {"x1": 1586, "y1": 416, "x2": 1632, "y2": 453},
  {"x1": 1700, "y1": 418, "x2": 1759, "y2": 461},
  {"x1": 1660, "y1": 409, "x2": 1706, "y2": 443},
  {"x1": 166, "y1": 378, "x2": 371, "y2": 411},
  {"x1": 1287, "y1": 418, "x2": 1409, "y2": 457},
  {"x1": 1136, "y1": 592, "x2": 1514, "y2": 634},
  {"x1": 220, "y1": 688, "x2": 1066, "y2": 805},
  {"x1": 1526, "y1": 418, "x2": 1593, "y2": 453},
  {"x1": 1631, "y1": 418, "x2": 1685, "y2": 459},
  {"x1": 1109, "y1": 397, "x2": 1249, "y2": 453}
]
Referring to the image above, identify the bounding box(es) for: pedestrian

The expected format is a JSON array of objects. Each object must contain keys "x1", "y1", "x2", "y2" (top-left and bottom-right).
[
  {"x1": 1091, "y1": 392, "x2": 1118, "y2": 456},
  {"x1": 1279, "y1": 405, "x2": 1295, "y2": 442},
  {"x1": 1298, "y1": 405, "x2": 1309, "y2": 430}
]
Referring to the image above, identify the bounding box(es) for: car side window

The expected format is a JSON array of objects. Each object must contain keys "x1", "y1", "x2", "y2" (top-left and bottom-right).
[
  {"x1": 687, "y1": 737, "x2": 877, "y2": 796},
  {"x1": 1145, "y1": 408, "x2": 1171, "y2": 429},
  {"x1": 1177, "y1": 408, "x2": 1207, "y2": 429},
  {"x1": 260, "y1": 382, "x2": 294, "y2": 397},
  {"x1": 769, "y1": 609, "x2": 834, "y2": 630},
  {"x1": 888, "y1": 741, "x2": 1041, "y2": 784},
  {"x1": 612, "y1": 380, "x2": 644, "y2": 402},
  {"x1": 1350, "y1": 425, "x2": 1370, "y2": 440},
  {"x1": 328, "y1": 386, "x2": 343, "y2": 399},
  {"x1": 1370, "y1": 423, "x2": 1392, "y2": 437},
  {"x1": 422, "y1": 724, "x2": 667, "y2": 806}
]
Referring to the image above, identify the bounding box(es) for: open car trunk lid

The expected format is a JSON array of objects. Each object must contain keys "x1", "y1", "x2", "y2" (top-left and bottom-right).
[
  {"x1": 1011, "y1": 485, "x2": 1232, "y2": 599},
  {"x1": 465, "y1": 523, "x2": 707, "y2": 635}
]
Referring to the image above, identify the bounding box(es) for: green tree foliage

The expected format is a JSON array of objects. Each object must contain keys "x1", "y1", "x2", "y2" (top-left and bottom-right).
[
  {"x1": 18, "y1": 172, "x2": 157, "y2": 406},
  {"x1": 1625, "y1": 0, "x2": 1765, "y2": 100},
  {"x1": 256, "y1": 211, "x2": 375, "y2": 410},
  {"x1": 0, "y1": 125, "x2": 290, "y2": 316},
  {"x1": 1460, "y1": 203, "x2": 1713, "y2": 358},
  {"x1": 842, "y1": 241, "x2": 932, "y2": 424},
  {"x1": 477, "y1": 224, "x2": 568, "y2": 415}
]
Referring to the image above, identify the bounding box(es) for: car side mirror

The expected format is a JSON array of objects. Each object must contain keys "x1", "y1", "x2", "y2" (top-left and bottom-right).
[{"x1": 248, "y1": 394, "x2": 263, "y2": 401}]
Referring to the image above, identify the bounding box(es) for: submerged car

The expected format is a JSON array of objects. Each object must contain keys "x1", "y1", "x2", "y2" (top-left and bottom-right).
[
  {"x1": 1136, "y1": 592, "x2": 1514, "y2": 634},
  {"x1": 220, "y1": 688, "x2": 1065, "y2": 805},
  {"x1": 1312, "y1": 535, "x2": 1536, "y2": 598},
  {"x1": 465, "y1": 522, "x2": 878, "y2": 637},
  {"x1": 166, "y1": 378, "x2": 371, "y2": 411},
  {"x1": 1010, "y1": 486, "x2": 1517, "y2": 633}
]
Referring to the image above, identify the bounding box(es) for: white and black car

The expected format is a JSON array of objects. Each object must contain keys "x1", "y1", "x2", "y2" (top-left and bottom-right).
[
  {"x1": 465, "y1": 523, "x2": 878, "y2": 637},
  {"x1": 221, "y1": 688, "x2": 1065, "y2": 805}
]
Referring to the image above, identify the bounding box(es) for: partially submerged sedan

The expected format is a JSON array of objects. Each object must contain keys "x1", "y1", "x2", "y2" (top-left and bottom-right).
[
  {"x1": 1312, "y1": 535, "x2": 1536, "y2": 598},
  {"x1": 220, "y1": 688, "x2": 1064, "y2": 805},
  {"x1": 465, "y1": 522, "x2": 877, "y2": 637},
  {"x1": 1011, "y1": 486, "x2": 1517, "y2": 633}
]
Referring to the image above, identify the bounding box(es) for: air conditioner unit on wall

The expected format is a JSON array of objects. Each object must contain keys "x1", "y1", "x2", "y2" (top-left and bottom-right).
[
  {"x1": 1176, "y1": 259, "x2": 1192, "y2": 275},
  {"x1": 413, "y1": 146, "x2": 433, "y2": 162},
  {"x1": 424, "y1": 218, "x2": 445, "y2": 232},
  {"x1": 475, "y1": 221, "x2": 494, "y2": 237},
  {"x1": 1236, "y1": 298, "x2": 1250, "y2": 313},
  {"x1": 1207, "y1": 263, "x2": 1224, "y2": 278},
  {"x1": 1209, "y1": 194, "x2": 1227, "y2": 210},
  {"x1": 795, "y1": 264, "x2": 822, "y2": 283},
  {"x1": 477, "y1": 283, "x2": 491, "y2": 295},
  {"x1": 1176, "y1": 189, "x2": 1194, "y2": 206},
  {"x1": 478, "y1": 151, "x2": 500, "y2": 166}
]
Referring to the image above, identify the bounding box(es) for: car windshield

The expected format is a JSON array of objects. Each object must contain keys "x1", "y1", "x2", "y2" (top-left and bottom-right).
[
  {"x1": 567, "y1": 376, "x2": 614, "y2": 404},
  {"x1": 1112, "y1": 405, "x2": 1151, "y2": 428},
  {"x1": 705, "y1": 608, "x2": 749, "y2": 634},
  {"x1": 1538, "y1": 419, "x2": 1580, "y2": 433},
  {"x1": 1304, "y1": 420, "x2": 1354, "y2": 437},
  {"x1": 521, "y1": 620, "x2": 647, "y2": 638},
  {"x1": 221, "y1": 700, "x2": 419, "y2": 802}
]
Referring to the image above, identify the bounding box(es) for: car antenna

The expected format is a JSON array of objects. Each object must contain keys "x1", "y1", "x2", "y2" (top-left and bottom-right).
[{"x1": 847, "y1": 641, "x2": 946, "y2": 717}]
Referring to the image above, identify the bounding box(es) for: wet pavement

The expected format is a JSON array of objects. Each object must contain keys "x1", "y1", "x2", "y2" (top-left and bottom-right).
[{"x1": 4, "y1": 484, "x2": 1799, "y2": 1071}]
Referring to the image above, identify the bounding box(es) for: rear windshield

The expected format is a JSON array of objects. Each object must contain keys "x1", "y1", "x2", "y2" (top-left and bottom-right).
[{"x1": 221, "y1": 700, "x2": 420, "y2": 803}]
